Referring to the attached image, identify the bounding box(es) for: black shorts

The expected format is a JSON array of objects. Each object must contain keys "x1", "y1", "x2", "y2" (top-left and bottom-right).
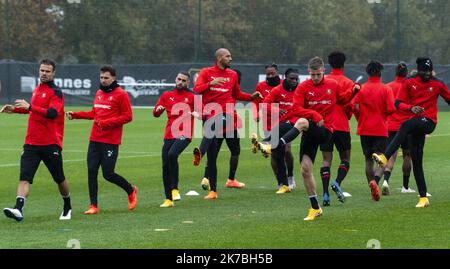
[
  {"x1": 20, "y1": 144, "x2": 65, "y2": 184},
  {"x1": 388, "y1": 131, "x2": 410, "y2": 150},
  {"x1": 300, "y1": 121, "x2": 332, "y2": 163},
  {"x1": 320, "y1": 131, "x2": 351, "y2": 152},
  {"x1": 360, "y1": 136, "x2": 387, "y2": 160}
]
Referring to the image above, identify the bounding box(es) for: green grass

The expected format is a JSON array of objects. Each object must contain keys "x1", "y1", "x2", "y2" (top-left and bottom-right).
[{"x1": 1, "y1": 108, "x2": 449, "y2": 249}]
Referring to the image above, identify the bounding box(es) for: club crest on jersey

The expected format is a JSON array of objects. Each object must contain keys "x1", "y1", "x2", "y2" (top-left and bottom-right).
[
  {"x1": 109, "y1": 96, "x2": 113, "y2": 101},
  {"x1": 184, "y1": 97, "x2": 189, "y2": 102},
  {"x1": 428, "y1": 87, "x2": 434, "y2": 92},
  {"x1": 326, "y1": 89, "x2": 332, "y2": 95},
  {"x1": 41, "y1": 93, "x2": 46, "y2": 98}
]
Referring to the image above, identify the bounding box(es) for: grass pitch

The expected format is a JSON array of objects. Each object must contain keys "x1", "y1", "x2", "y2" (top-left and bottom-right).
[{"x1": 0, "y1": 108, "x2": 449, "y2": 249}]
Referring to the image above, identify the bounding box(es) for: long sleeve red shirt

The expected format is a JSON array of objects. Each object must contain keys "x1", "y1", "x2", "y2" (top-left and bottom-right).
[
  {"x1": 194, "y1": 64, "x2": 252, "y2": 121},
  {"x1": 153, "y1": 88, "x2": 201, "y2": 140},
  {"x1": 262, "y1": 83, "x2": 295, "y2": 127},
  {"x1": 326, "y1": 69, "x2": 355, "y2": 132},
  {"x1": 386, "y1": 76, "x2": 411, "y2": 131},
  {"x1": 353, "y1": 77, "x2": 396, "y2": 137},
  {"x1": 13, "y1": 82, "x2": 65, "y2": 149},
  {"x1": 292, "y1": 77, "x2": 355, "y2": 132},
  {"x1": 71, "y1": 87, "x2": 132, "y2": 145},
  {"x1": 396, "y1": 76, "x2": 450, "y2": 124}
]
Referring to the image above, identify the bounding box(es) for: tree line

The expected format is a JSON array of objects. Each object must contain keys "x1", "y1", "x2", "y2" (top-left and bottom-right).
[{"x1": 1, "y1": 0, "x2": 449, "y2": 65}]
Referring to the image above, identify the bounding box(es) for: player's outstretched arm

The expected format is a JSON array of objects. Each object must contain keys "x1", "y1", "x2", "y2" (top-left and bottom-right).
[
  {"x1": 11, "y1": 99, "x2": 31, "y2": 114},
  {"x1": 0, "y1": 104, "x2": 15, "y2": 114}
]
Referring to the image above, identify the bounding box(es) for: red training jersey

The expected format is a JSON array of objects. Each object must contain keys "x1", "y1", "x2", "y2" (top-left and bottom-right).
[
  {"x1": 326, "y1": 69, "x2": 355, "y2": 132},
  {"x1": 386, "y1": 76, "x2": 411, "y2": 132},
  {"x1": 153, "y1": 88, "x2": 201, "y2": 140},
  {"x1": 353, "y1": 77, "x2": 396, "y2": 137},
  {"x1": 13, "y1": 81, "x2": 65, "y2": 149},
  {"x1": 71, "y1": 86, "x2": 132, "y2": 145},
  {"x1": 292, "y1": 77, "x2": 356, "y2": 132},
  {"x1": 262, "y1": 83, "x2": 295, "y2": 127},
  {"x1": 253, "y1": 80, "x2": 278, "y2": 131},
  {"x1": 194, "y1": 64, "x2": 252, "y2": 120},
  {"x1": 396, "y1": 75, "x2": 450, "y2": 124}
]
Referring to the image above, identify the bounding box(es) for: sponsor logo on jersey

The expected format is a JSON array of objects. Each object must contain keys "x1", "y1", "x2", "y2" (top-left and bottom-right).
[
  {"x1": 94, "y1": 104, "x2": 112, "y2": 109},
  {"x1": 308, "y1": 100, "x2": 332, "y2": 105}
]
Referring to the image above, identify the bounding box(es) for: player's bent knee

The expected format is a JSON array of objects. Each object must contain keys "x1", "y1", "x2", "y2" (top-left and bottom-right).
[
  {"x1": 294, "y1": 118, "x2": 309, "y2": 131},
  {"x1": 102, "y1": 172, "x2": 115, "y2": 181}
]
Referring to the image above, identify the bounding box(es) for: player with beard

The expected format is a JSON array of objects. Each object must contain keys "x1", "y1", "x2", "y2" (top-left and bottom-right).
[
  {"x1": 192, "y1": 48, "x2": 262, "y2": 200},
  {"x1": 2, "y1": 59, "x2": 72, "y2": 222},
  {"x1": 373, "y1": 57, "x2": 450, "y2": 208},
  {"x1": 66, "y1": 65, "x2": 137, "y2": 214},
  {"x1": 251, "y1": 68, "x2": 299, "y2": 193},
  {"x1": 153, "y1": 71, "x2": 201, "y2": 207},
  {"x1": 253, "y1": 63, "x2": 296, "y2": 189},
  {"x1": 381, "y1": 62, "x2": 414, "y2": 195}
]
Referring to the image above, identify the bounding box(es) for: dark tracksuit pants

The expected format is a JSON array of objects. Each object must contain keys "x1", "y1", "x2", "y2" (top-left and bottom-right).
[
  {"x1": 264, "y1": 121, "x2": 295, "y2": 186},
  {"x1": 198, "y1": 114, "x2": 237, "y2": 192},
  {"x1": 384, "y1": 117, "x2": 436, "y2": 198},
  {"x1": 162, "y1": 138, "x2": 191, "y2": 200},
  {"x1": 87, "y1": 141, "x2": 133, "y2": 206},
  {"x1": 203, "y1": 130, "x2": 241, "y2": 181}
]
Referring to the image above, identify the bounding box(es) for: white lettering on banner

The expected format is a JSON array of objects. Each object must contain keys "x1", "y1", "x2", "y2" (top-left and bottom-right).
[
  {"x1": 120, "y1": 76, "x2": 167, "y2": 98},
  {"x1": 94, "y1": 104, "x2": 112, "y2": 109},
  {"x1": 20, "y1": 76, "x2": 92, "y2": 95},
  {"x1": 62, "y1": 89, "x2": 91, "y2": 96},
  {"x1": 54, "y1": 78, "x2": 91, "y2": 89}
]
